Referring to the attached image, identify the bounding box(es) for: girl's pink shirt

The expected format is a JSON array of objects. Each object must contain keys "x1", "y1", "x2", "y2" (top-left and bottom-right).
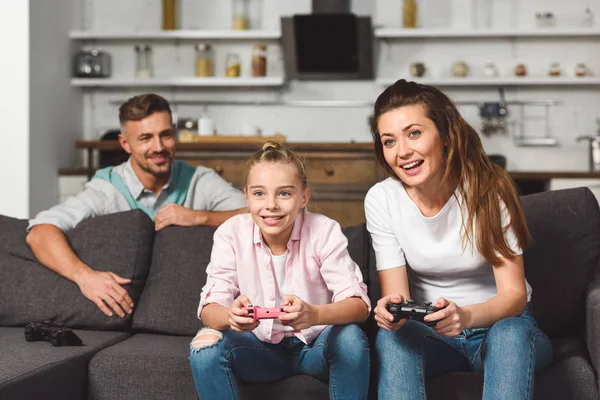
[{"x1": 198, "y1": 211, "x2": 371, "y2": 344}]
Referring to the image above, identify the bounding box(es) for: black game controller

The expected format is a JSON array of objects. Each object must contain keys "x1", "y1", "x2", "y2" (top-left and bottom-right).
[
  {"x1": 386, "y1": 300, "x2": 441, "y2": 327},
  {"x1": 24, "y1": 321, "x2": 83, "y2": 347}
]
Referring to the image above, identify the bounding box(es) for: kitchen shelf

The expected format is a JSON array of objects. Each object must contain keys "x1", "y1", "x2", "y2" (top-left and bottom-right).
[
  {"x1": 374, "y1": 28, "x2": 600, "y2": 39},
  {"x1": 69, "y1": 29, "x2": 281, "y2": 40},
  {"x1": 71, "y1": 77, "x2": 285, "y2": 88},
  {"x1": 375, "y1": 77, "x2": 600, "y2": 87}
]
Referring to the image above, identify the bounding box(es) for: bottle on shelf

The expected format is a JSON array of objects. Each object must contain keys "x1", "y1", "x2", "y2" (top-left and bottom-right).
[
  {"x1": 162, "y1": 0, "x2": 178, "y2": 30},
  {"x1": 251, "y1": 44, "x2": 267, "y2": 77},
  {"x1": 195, "y1": 43, "x2": 214, "y2": 77},
  {"x1": 403, "y1": 0, "x2": 418, "y2": 28},
  {"x1": 232, "y1": 0, "x2": 249, "y2": 30},
  {"x1": 134, "y1": 45, "x2": 153, "y2": 78},
  {"x1": 225, "y1": 53, "x2": 241, "y2": 77}
]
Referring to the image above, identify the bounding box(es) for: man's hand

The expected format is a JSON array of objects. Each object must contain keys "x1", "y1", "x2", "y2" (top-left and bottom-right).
[
  {"x1": 373, "y1": 294, "x2": 408, "y2": 331},
  {"x1": 229, "y1": 295, "x2": 259, "y2": 332},
  {"x1": 278, "y1": 295, "x2": 318, "y2": 330},
  {"x1": 74, "y1": 269, "x2": 134, "y2": 317},
  {"x1": 154, "y1": 204, "x2": 206, "y2": 231}
]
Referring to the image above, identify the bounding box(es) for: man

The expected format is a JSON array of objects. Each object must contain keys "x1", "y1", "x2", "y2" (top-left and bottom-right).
[{"x1": 26, "y1": 93, "x2": 247, "y2": 318}]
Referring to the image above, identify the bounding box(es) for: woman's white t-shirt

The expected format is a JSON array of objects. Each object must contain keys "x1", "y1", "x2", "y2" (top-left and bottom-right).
[{"x1": 364, "y1": 178, "x2": 532, "y2": 307}]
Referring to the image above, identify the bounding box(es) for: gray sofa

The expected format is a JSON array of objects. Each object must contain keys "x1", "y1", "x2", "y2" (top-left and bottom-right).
[{"x1": 1, "y1": 187, "x2": 599, "y2": 400}]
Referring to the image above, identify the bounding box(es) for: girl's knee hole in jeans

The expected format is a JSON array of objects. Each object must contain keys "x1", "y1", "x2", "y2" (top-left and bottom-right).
[{"x1": 191, "y1": 328, "x2": 223, "y2": 350}]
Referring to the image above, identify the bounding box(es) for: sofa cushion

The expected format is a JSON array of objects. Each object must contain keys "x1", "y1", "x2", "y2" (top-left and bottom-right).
[
  {"x1": 342, "y1": 224, "x2": 371, "y2": 285},
  {"x1": 87, "y1": 333, "x2": 330, "y2": 400},
  {"x1": 0, "y1": 327, "x2": 130, "y2": 400},
  {"x1": 424, "y1": 337, "x2": 598, "y2": 400},
  {"x1": 132, "y1": 225, "x2": 216, "y2": 336},
  {"x1": 133, "y1": 223, "x2": 373, "y2": 337},
  {"x1": 521, "y1": 188, "x2": 600, "y2": 338},
  {"x1": 0, "y1": 210, "x2": 154, "y2": 330},
  {"x1": 88, "y1": 334, "x2": 198, "y2": 400}
]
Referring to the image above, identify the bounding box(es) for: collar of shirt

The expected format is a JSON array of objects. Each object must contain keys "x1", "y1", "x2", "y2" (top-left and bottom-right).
[
  {"x1": 252, "y1": 209, "x2": 305, "y2": 249},
  {"x1": 123, "y1": 158, "x2": 174, "y2": 200}
]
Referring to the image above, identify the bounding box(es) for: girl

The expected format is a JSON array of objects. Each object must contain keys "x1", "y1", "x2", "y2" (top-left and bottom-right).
[
  {"x1": 189, "y1": 141, "x2": 371, "y2": 399},
  {"x1": 366, "y1": 80, "x2": 553, "y2": 399}
]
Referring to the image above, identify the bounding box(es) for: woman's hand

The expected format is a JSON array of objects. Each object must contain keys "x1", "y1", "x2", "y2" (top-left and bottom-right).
[
  {"x1": 278, "y1": 295, "x2": 318, "y2": 330},
  {"x1": 228, "y1": 295, "x2": 259, "y2": 332},
  {"x1": 427, "y1": 297, "x2": 471, "y2": 337},
  {"x1": 374, "y1": 294, "x2": 408, "y2": 331}
]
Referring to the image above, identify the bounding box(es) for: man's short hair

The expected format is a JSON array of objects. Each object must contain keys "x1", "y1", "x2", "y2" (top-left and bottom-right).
[{"x1": 119, "y1": 93, "x2": 172, "y2": 126}]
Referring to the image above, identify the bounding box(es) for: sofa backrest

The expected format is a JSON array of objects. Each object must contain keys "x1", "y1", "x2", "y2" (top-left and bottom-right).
[
  {"x1": 132, "y1": 225, "x2": 216, "y2": 336},
  {"x1": 132, "y1": 223, "x2": 374, "y2": 336},
  {"x1": 521, "y1": 187, "x2": 600, "y2": 338},
  {"x1": 0, "y1": 210, "x2": 154, "y2": 331}
]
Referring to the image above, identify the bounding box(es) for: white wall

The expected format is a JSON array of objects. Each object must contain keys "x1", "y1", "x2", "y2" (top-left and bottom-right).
[
  {"x1": 0, "y1": 1, "x2": 82, "y2": 218},
  {"x1": 29, "y1": 0, "x2": 82, "y2": 216},
  {"x1": 0, "y1": 2, "x2": 30, "y2": 218}
]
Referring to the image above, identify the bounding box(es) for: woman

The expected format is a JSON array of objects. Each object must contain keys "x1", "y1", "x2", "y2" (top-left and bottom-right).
[{"x1": 366, "y1": 79, "x2": 552, "y2": 399}]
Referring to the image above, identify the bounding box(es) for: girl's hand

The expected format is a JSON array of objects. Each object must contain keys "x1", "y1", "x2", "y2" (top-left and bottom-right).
[
  {"x1": 427, "y1": 297, "x2": 471, "y2": 337},
  {"x1": 228, "y1": 295, "x2": 259, "y2": 332},
  {"x1": 278, "y1": 295, "x2": 317, "y2": 330},
  {"x1": 374, "y1": 294, "x2": 408, "y2": 331}
]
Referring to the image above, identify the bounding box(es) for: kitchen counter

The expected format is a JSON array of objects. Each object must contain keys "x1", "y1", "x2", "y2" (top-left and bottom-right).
[
  {"x1": 59, "y1": 169, "x2": 600, "y2": 179},
  {"x1": 63, "y1": 140, "x2": 600, "y2": 180}
]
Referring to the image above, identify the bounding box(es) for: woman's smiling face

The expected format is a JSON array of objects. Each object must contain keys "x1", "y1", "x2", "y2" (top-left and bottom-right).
[{"x1": 378, "y1": 104, "x2": 446, "y2": 191}]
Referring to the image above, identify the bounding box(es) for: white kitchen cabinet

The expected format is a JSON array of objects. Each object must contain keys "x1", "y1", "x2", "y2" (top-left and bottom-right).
[{"x1": 549, "y1": 178, "x2": 600, "y2": 204}]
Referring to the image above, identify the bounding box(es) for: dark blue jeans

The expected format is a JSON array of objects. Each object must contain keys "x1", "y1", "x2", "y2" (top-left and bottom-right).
[
  {"x1": 189, "y1": 324, "x2": 370, "y2": 399},
  {"x1": 376, "y1": 304, "x2": 553, "y2": 400}
]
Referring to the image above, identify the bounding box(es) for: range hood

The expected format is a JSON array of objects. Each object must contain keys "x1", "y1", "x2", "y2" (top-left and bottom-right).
[{"x1": 281, "y1": 0, "x2": 373, "y2": 80}]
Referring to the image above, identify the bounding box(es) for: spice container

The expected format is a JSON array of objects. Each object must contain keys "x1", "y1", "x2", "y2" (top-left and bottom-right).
[
  {"x1": 225, "y1": 53, "x2": 241, "y2": 77},
  {"x1": 195, "y1": 43, "x2": 214, "y2": 77},
  {"x1": 251, "y1": 45, "x2": 267, "y2": 77},
  {"x1": 548, "y1": 62, "x2": 561, "y2": 77},
  {"x1": 232, "y1": 0, "x2": 249, "y2": 30},
  {"x1": 135, "y1": 45, "x2": 153, "y2": 78},
  {"x1": 410, "y1": 62, "x2": 426, "y2": 77},
  {"x1": 575, "y1": 63, "x2": 589, "y2": 77},
  {"x1": 483, "y1": 62, "x2": 499, "y2": 77},
  {"x1": 514, "y1": 63, "x2": 528, "y2": 76},
  {"x1": 403, "y1": 0, "x2": 418, "y2": 28},
  {"x1": 452, "y1": 61, "x2": 469, "y2": 77}
]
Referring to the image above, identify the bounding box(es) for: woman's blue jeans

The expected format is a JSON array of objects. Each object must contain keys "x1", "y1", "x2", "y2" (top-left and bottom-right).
[
  {"x1": 376, "y1": 304, "x2": 553, "y2": 400},
  {"x1": 189, "y1": 324, "x2": 370, "y2": 400}
]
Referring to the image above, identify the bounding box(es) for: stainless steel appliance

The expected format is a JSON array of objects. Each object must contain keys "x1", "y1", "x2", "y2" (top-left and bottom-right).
[{"x1": 73, "y1": 49, "x2": 112, "y2": 78}]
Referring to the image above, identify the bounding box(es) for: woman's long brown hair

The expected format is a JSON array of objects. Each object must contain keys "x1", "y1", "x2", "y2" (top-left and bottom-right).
[{"x1": 369, "y1": 79, "x2": 531, "y2": 265}]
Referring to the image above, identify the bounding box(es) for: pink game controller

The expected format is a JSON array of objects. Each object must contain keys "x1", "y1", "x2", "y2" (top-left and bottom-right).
[{"x1": 245, "y1": 306, "x2": 284, "y2": 323}]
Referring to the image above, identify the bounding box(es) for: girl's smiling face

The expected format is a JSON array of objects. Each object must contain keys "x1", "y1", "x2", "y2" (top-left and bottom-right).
[{"x1": 245, "y1": 162, "x2": 310, "y2": 253}]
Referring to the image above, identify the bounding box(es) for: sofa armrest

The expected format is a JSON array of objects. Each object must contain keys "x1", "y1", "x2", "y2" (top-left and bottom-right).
[{"x1": 586, "y1": 277, "x2": 600, "y2": 385}]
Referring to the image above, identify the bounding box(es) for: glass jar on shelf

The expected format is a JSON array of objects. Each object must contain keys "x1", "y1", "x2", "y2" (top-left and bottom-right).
[
  {"x1": 232, "y1": 0, "x2": 249, "y2": 30},
  {"x1": 251, "y1": 45, "x2": 267, "y2": 77},
  {"x1": 195, "y1": 43, "x2": 214, "y2": 77},
  {"x1": 225, "y1": 53, "x2": 241, "y2": 77},
  {"x1": 134, "y1": 45, "x2": 153, "y2": 78}
]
